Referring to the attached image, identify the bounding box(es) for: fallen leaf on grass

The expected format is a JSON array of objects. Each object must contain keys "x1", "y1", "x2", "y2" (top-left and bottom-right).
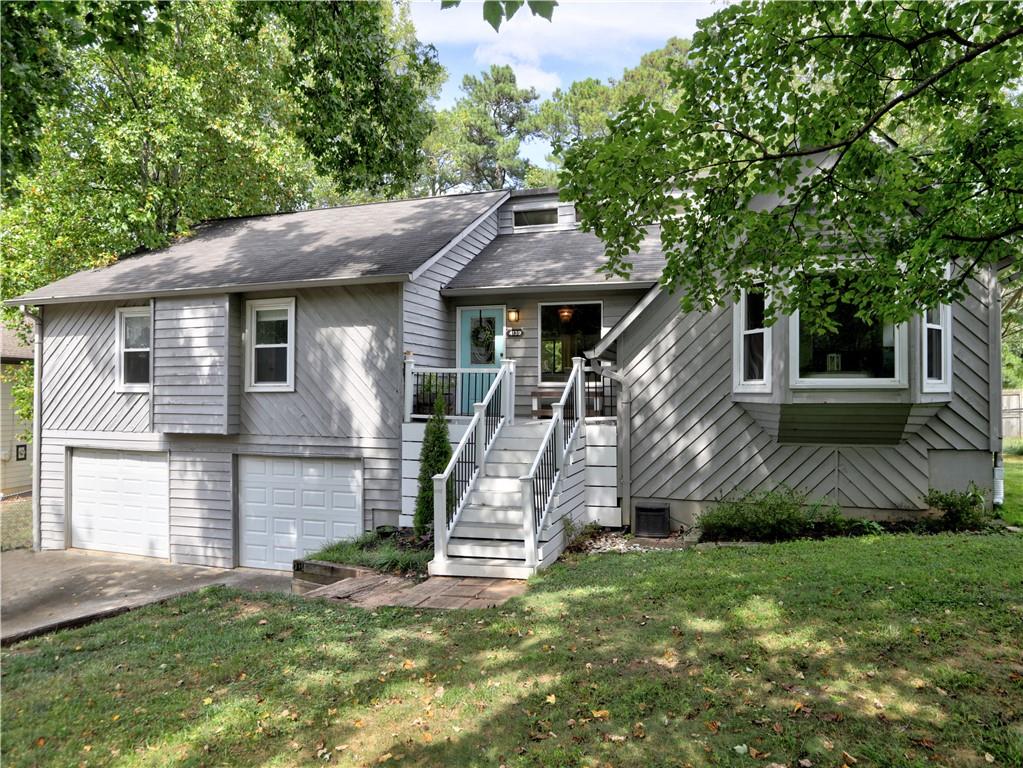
[
  {"x1": 591, "y1": 709, "x2": 610, "y2": 721},
  {"x1": 632, "y1": 722, "x2": 645, "y2": 739},
  {"x1": 842, "y1": 751, "x2": 858, "y2": 764},
  {"x1": 545, "y1": 694, "x2": 556, "y2": 704},
  {"x1": 706, "y1": 720, "x2": 720, "y2": 734}
]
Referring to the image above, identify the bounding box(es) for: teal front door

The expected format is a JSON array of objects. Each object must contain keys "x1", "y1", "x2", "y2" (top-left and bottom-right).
[{"x1": 457, "y1": 306, "x2": 505, "y2": 414}]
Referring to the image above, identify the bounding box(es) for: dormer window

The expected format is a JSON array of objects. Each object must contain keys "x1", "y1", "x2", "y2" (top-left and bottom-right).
[{"x1": 513, "y1": 208, "x2": 558, "y2": 228}]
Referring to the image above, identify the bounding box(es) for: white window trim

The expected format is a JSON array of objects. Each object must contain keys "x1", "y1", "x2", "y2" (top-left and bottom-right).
[
  {"x1": 245, "y1": 297, "x2": 296, "y2": 393},
  {"x1": 921, "y1": 303, "x2": 953, "y2": 393},
  {"x1": 788, "y1": 311, "x2": 908, "y2": 389},
  {"x1": 511, "y1": 200, "x2": 561, "y2": 232},
  {"x1": 537, "y1": 301, "x2": 604, "y2": 386},
  {"x1": 114, "y1": 306, "x2": 151, "y2": 393},
  {"x1": 732, "y1": 289, "x2": 772, "y2": 394}
]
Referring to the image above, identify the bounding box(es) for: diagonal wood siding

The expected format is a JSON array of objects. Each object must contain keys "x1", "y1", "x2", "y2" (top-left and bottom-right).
[
  {"x1": 623, "y1": 278, "x2": 994, "y2": 513},
  {"x1": 41, "y1": 301, "x2": 150, "y2": 433},
  {"x1": 403, "y1": 213, "x2": 498, "y2": 367}
]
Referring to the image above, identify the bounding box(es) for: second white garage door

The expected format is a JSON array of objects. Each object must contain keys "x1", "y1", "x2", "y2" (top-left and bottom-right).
[
  {"x1": 239, "y1": 456, "x2": 363, "y2": 570},
  {"x1": 71, "y1": 449, "x2": 169, "y2": 558}
]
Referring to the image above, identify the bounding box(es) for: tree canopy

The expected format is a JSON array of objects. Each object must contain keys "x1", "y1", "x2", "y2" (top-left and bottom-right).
[{"x1": 560, "y1": 2, "x2": 1023, "y2": 326}]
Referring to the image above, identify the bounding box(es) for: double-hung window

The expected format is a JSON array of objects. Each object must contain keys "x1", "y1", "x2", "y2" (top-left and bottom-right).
[
  {"x1": 733, "y1": 286, "x2": 771, "y2": 393},
  {"x1": 921, "y1": 303, "x2": 952, "y2": 393},
  {"x1": 246, "y1": 298, "x2": 295, "y2": 392},
  {"x1": 115, "y1": 307, "x2": 151, "y2": 392}
]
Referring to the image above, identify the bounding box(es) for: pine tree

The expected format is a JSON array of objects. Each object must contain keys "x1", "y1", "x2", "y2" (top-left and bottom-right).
[{"x1": 414, "y1": 395, "x2": 452, "y2": 535}]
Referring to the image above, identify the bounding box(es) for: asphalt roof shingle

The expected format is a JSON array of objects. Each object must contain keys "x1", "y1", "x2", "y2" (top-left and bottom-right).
[
  {"x1": 443, "y1": 227, "x2": 665, "y2": 291},
  {"x1": 12, "y1": 191, "x2": 507, "y2": 305}
]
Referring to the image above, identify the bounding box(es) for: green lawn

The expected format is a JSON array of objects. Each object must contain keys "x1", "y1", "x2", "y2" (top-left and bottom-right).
[
  {"x1": 1, "y1": 495, "x2": 32, "y2": 550},
  {"x1": 3, "y1": 534, "x2": 1022, "y2": 767},
  {"x1": 1000, "y1": 457, "x2": 1023, "y2": 525}
]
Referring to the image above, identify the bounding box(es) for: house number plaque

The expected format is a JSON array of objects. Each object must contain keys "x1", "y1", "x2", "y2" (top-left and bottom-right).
[{"x1": 507, "y1": 328, "x2": 524, "y2": 337}]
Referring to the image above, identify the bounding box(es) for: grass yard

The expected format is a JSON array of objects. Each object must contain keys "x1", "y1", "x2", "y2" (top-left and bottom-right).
[
  {"x1": 3, "y1": 534, "x2": 1022, "y2": 768},
  {"x1": 1, "y1": 494, "x2": 32, "y2": 550},
  {"x1": 999, "y1": 456, "x2": 1023, "y2": 526}
]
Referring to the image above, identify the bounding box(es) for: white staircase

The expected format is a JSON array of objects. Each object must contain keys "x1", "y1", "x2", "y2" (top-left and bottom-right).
[
  {"x1": 430, "y1": 422, "x2": 548, "y2": 578},
  {"x1": 428, "y1": 358, "x2": 588, "y2": 580}
]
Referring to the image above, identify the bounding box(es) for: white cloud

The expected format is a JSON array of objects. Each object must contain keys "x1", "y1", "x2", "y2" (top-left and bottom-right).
[{"x1": 411, "y1": 1, "x2": 724, "y2": 98}]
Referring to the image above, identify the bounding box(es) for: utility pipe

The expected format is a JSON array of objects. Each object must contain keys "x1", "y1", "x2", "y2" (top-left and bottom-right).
[{"x1": 20, "y1": 305, "x2": 42, "y2": 551}]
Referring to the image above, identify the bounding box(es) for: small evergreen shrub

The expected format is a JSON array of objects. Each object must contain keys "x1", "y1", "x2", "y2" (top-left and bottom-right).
[
  {"x1": 699, "y1": 487, "x2": 849, "y2": 542},
  {"x1": 922, "y1": 483, "x2": 989, "y2": 531},
  {"x1": 414, "y1": 395, "x2": 452, "y2": 535}
]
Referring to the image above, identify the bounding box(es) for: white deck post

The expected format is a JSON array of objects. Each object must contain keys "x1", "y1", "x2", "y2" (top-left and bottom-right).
[
  {"x1": 505, "y1": 359, "x2": 516, "y2": 425},
  {"x1": 403, "y1": 354, "x2": 415, "y2": 422},
  {"x1": 521, "y1": 475, "x2": 538, "y2": 569},
  {"x1": 433, "y1": 474, "x2": 448, "y2": 564},
  {"x1": 474, "y1": 403, "x2": 487, "y2": 476},
  {"x1": 572, "y1": 357, "x2": 585, "y2": 421},
  {"x1": 552, "y1": 403, "x2": 564, "y2": 470}
]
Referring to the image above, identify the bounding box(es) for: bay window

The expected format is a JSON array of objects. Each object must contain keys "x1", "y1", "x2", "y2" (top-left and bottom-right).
[
  {"x1": 733, "y1": 286, "x2": 771, "y2": 393},
  {"x1": 789, "y1": 277, "x2": 906, "y2": 388},
  {"x1": 921, "y1": 303, "x2": 952, "y2": 393}
]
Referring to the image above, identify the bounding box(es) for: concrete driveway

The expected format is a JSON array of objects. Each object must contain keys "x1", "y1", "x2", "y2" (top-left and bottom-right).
[{"x1": 1, "y1": 549, "x2": 292, "y2": 643}]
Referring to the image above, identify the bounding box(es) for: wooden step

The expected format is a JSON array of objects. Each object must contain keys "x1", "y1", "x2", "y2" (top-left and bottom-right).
[
  {"x1": 446, "y1": 538, "x2": 525, "y2": 559},
  {"x1": 458, "y1": 504, "x2": 523, "y2": 525},
  {"x1": 490, "y1": 436, "x2": 546, "y2": 451},
  {"x1": 451, "y1": 521, "x2": 524, "y2": 540},
  {"x1": 500, "y1": 423, "x2": 550, "y2": 438},
  {"x1": 429, "y1": 557, "x2": 535, "y2": 579},
  {"x1": 486, "y1": 448, "x2": 538, "y2": 465},
  {"x1": 483, "y1": 462, "x2": 531, "y2": 478},
  {"x1": 469, "y1": 488, "x2": 521, "y2": 507},
  {"x1": 476, "y1": 476, "x2": 521, "y2": 492}
]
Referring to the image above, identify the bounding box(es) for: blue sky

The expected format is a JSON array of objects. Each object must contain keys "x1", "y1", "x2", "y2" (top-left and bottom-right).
[{"x1": 408, "y1": 1, "x2": 724, "y2": 166}]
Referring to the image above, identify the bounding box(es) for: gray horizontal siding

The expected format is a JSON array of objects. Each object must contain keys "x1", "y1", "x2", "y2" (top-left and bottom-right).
[
  {"x1": 41, "y1": 301, "x2": 150, "y2": 433},
  {"x1": 152, "y1": 296, "x2": 230, "y2": 435},
  {"x1": 403, "y1": 213, "x2": 498, "y2": 367},
  {"x1": 452, "y1": 290, "x2": 647, "y2": 417},
  {"x1": 497, "y1": 195, "x2": 577, "y2": 235},
  {"x1": 170, "y1": 450, "x2": 233, "y2": 567}
]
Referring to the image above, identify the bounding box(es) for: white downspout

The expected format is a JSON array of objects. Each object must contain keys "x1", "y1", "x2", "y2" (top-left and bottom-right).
[
  {"x1": 20, "y1": 305, "x2": 42, "y2": 551},
  {"x1": 989, "y1": 269, "x2": 1004, "y2": 506}
]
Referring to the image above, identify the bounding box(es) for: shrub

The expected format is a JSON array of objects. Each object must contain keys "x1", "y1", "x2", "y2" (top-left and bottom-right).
[
  {"x1": 311, "y1": 531, "x2": 433, "y2": 577},
  {"x1": 414, "y1": 395, "x2": 452, "y2": 535},
  {"x1": 922, "y1": 483, "x2": 989, "y2": 531},
  {"x1": 699, "y1": 487, "x2": 847, "y2": 543}
]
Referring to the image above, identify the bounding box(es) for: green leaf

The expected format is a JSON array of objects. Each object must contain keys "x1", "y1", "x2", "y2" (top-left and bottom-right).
[
  {"x1": 527, "y1": 1, "x2": 557, "y2": 22},
  {"x1": 482, "y1": 0, "x2": 504, "y2": 31}
]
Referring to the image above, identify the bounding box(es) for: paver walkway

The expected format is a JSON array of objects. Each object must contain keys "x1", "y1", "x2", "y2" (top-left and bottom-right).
[{"x1": 304, "y1": 574, "x2": 526, "y2": 609}]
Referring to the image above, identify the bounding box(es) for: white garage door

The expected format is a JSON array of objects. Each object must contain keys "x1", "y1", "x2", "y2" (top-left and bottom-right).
[
  {"x1": 239, "y1": 456, "x2": 363, "y2": 570},
  {"x1": 71, "y1": 449, "x2": 169, "y2": 558}
]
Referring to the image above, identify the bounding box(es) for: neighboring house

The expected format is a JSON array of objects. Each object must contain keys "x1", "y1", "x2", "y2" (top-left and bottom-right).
[
  {"x1": 1, "y1": 326, "x2": 33, "y2": 498},
  {"x1": 6, "y1": 188, "x2": 1000, "y2": 577}
]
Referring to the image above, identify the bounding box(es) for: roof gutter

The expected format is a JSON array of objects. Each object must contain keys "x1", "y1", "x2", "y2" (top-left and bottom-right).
[
  {"x1": 3, "y1": 273, "x2": 407, "y2": 308},
  {"x1": 442, "y1": 280, "x2": 656, "y2": 298},
  {"x1": 19, "y1": 305, "x2": 42, "y2": 552}
]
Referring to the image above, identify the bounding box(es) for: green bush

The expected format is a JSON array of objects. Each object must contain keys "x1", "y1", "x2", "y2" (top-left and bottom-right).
[
  {"x1": 922, "y1": 483, "x2": 989, "y2": 531},
  {"x1": 310, "y1": 531, "x2": 433, "y2": 577},
  {"x1": 414, "y1": 395, "x2": 452, "y2": 535},
  {"x1": 699, "y1": 487, "x2": 857, "y2": 542}
]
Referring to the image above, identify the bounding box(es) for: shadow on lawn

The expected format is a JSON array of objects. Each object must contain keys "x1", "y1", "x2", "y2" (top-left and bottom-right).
[{"x1": 3, "y1": 535, "x2": 1022, "y2": 768}]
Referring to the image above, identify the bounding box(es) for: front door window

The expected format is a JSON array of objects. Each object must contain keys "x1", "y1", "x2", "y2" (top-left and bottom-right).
[
  {"x1": 539, "y1": 303, "x2": 602, "y2": 383},
  {"x1": 458, "y1": 307, "x2": 505, "y2": 414}
]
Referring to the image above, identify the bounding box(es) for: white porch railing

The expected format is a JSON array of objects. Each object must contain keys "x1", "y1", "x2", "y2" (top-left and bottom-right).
[
  {"x1": 520, "y1": 357, "x2": 585, "y2": 568},
  {"x1": 430, "y1": 359, "x2": 516, "y2": 567},
  {"x1": 404, "y1": 356, "x2": 516, "y2": 420}
]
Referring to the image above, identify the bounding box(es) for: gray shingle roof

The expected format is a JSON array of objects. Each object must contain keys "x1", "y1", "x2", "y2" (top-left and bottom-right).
[
  {"x1": 11, "y1": 191, "x2": 508, "y2": 305},
  {"x1": 443, "y1": 227, "x2": 665, "y2": 292},
  {"x1": 1, "y1": 325, "x2": 33, "y2": 362}
]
